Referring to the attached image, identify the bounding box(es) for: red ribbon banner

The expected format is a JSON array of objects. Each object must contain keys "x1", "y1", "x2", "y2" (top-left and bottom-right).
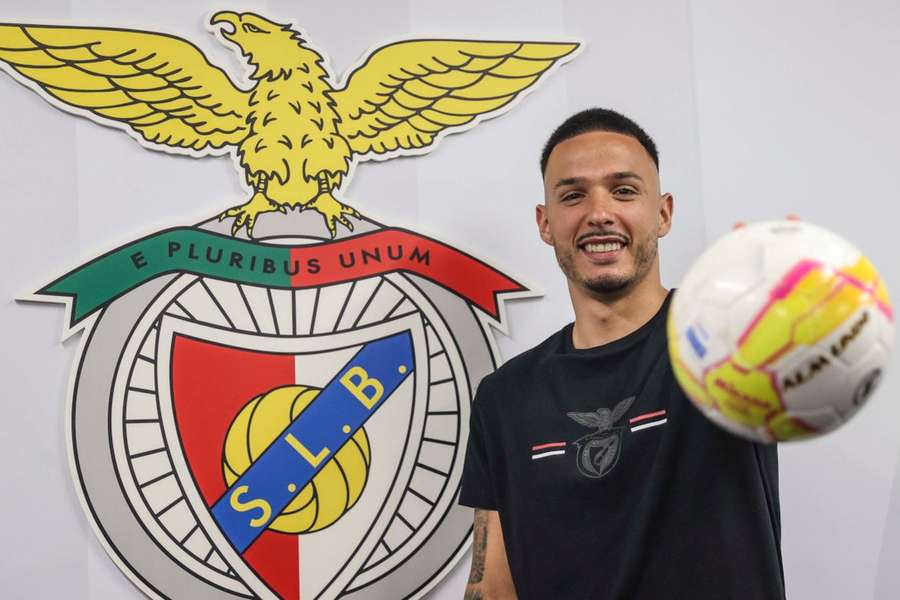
[{"x1": 287, "y1": 228, "x2": 525, "y2": 319}]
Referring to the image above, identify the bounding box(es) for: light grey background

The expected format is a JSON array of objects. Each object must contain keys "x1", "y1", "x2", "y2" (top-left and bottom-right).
[{"x1": 0, "y1": 1, "x2": 898, "y2": 598}]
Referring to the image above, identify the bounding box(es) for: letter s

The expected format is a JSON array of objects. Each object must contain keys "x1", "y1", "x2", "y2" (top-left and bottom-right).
[{"x1": 229, "y1": 485, "x2": 272, "y2": 528}]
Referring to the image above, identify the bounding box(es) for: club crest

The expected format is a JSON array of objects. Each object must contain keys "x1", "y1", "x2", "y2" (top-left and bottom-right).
[
  {"x1": 567, "y1": 396, "x2": 635, "y2": 479},
  {"x1": 4, "y1": 10, "x2": 579, "y2": 599}
]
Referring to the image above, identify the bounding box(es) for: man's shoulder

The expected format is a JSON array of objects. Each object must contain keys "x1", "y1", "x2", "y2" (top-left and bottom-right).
[{"x1": 480, "y1": 325, "x2": 568, "y2": 391}]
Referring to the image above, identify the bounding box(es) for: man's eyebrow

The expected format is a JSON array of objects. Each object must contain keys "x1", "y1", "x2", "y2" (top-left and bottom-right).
[
  {"x1": 607, "y1": 171, "x2": 644, "y2": 182},
  {"x1": 553, "y1": 172, "x2": 645, "y2": 190},
  {"x1": 553, "y1": 176, "x2": 586, "y2": 190}
]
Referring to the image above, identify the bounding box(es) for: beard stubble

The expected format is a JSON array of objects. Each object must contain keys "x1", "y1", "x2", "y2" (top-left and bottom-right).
[{"x1": 555, "y1": 232, "x2": 658, "y2": 295}]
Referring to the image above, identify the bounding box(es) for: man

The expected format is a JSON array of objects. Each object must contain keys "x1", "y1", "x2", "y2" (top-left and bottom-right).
[{"x1": 459, "y1": 109, "x2": 785, "y2": 599}]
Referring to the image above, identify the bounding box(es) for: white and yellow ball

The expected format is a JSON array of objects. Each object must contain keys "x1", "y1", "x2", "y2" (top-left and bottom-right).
[{"x1": 668, "y1": 220, "x2": 894, "y2": 443}]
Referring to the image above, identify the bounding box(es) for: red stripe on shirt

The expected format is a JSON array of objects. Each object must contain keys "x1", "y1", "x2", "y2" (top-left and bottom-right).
[
  {"x1": 629, "y1": 410, "x2": 667, "y2": 424},
  {"x1": 531, "y1": 442, "x2": 567, "y2": 451}
]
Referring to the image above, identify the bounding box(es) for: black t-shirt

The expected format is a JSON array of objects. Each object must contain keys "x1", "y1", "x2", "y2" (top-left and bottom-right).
[{"x1": 460, "y1": 294, "x2": 785, "y2": 600}]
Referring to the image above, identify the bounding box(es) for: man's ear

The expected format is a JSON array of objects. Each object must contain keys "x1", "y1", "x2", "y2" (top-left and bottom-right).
[
  {"x1": 536, "y1": 203, "x2": 553, "y2": 245},
  {"x1": 657, "y1": 193, "x2": 673, "y2": 238}
]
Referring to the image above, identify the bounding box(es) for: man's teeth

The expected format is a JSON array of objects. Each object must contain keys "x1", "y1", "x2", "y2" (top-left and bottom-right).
[{"x1": 584, "y1": 242, "x2": 623, "y2": 253}]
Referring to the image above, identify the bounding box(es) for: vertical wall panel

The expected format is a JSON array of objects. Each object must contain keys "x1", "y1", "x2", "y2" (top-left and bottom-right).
[
  {"x1": 689, "y1": 2, "x2": 900, "y2": 599},
  {"x1": 0, "y1": 0, "x2": 91, "y2": 598}
]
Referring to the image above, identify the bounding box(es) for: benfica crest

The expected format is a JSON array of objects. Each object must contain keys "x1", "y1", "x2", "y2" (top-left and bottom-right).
[{"x1": 3, "y1": 10, "x2": 578, "y2": 599}]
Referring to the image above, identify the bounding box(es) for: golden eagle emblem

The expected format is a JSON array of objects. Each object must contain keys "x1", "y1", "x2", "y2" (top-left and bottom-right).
[{"x1": 0, "y1": 12, "x2": 578, "y2": 236}]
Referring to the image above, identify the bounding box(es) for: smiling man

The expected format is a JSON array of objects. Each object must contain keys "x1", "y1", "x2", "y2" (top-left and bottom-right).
[{"x1": 459, "y1": 109, "x2": 786, "y2": 599}]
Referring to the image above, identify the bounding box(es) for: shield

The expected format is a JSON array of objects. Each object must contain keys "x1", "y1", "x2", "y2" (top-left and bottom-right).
[
  {"x1": 153, "y1": 312, "x2": 426, "y2": 598},
  {"x1": 154, "y1": 310, "x2": 427, "y2": 599}
]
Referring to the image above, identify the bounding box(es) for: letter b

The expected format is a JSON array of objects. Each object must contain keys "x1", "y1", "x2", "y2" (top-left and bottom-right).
[{"x1": 340, "y1": 366, "x2": 384, "y2": 409}]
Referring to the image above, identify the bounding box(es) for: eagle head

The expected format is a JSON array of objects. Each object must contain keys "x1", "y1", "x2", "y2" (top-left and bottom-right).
[{"x1": 211, "y1": 11, "x2": 314, "y2": 80}]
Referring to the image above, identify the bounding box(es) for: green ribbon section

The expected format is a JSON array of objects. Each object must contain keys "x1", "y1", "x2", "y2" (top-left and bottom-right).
[{"x1": 41, "y1": 228, "x2": 291, "y2": 324}]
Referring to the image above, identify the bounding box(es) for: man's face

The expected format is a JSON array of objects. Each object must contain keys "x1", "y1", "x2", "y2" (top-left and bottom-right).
[{"x1": 536, "y1": 130, "x2": 672, "y2": 296}]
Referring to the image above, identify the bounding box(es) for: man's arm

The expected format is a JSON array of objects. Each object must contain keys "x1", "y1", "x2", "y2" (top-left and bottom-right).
[{"x1": 464, "y1": 509, "x2": 516, "y2": 600}]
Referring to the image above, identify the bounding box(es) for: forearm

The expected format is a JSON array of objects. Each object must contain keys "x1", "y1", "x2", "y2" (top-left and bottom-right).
[
  {"x1": 464, "y1": 511, "x2": 489, "y2": 599},
  {"x1": 463, "y1": 509, "x2": 517, "y2": 599}
]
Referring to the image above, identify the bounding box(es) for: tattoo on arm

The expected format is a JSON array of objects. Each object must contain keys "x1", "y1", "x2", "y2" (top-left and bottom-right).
[
  {"x1": 464, "y1": 589, "x2": 483, "y2": 600},
  {"x1": 468, "y1": 509, "x2": 488, "y2": 584}
]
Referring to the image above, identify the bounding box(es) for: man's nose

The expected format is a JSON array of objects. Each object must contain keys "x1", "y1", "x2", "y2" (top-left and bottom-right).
[{"x1": 585, "y1": 192, "x2": 616, "y2": 225}]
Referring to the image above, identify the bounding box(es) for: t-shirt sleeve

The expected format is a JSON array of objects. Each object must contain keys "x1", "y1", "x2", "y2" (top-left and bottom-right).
[{"x1": 459, "y1": 377, "x2": 499, "y2": 510}]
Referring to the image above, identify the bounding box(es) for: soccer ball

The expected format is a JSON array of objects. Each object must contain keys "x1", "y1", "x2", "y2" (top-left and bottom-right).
[{"x1": 667, "y1": 220, "x2": 894, "y2": 443}]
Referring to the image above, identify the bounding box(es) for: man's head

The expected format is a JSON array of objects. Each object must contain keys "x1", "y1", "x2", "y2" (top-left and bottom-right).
[
  {"x1": 536, "y1": 108, "x2": 672, "y2": 298},
  {"x1": 540, "y1": 108, "x2": 659, "y2": 176}
]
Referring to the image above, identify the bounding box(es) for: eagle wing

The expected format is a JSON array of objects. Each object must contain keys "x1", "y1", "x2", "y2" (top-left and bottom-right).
[
  {"x1": 610, "y1": 396, "x2": 636, "y2": 424},
  {"x1": 0, "y1": 23, "x2": 251, "y2": 153},
  {"x1": 567, "y1": 411, "x2": 604, "y2": 429},
  {"x1": 332, "y1": 40, "x2": 579, "y2": 159}
]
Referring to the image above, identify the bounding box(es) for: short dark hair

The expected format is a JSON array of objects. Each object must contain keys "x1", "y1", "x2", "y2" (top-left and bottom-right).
[{"x1": 540, "y1": 108, "x2": 659, "y2": 175}]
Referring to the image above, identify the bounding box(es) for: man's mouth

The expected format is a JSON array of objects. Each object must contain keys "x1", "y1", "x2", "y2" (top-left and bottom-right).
[
  {"x1": 583, "y1": 241, "x2": 625, "y2": 253},
  {"x1": 577, "y1": 235, "x2": 628, "y2": 262}
]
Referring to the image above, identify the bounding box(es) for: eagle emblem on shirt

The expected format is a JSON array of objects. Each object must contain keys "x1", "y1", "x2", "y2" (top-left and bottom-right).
[
  {"x1": 568, "y1": 395, "x2": 635, "y2": 478},
  {"x1": 0, "y1": 11, "x2": 577, "y2": 236}
]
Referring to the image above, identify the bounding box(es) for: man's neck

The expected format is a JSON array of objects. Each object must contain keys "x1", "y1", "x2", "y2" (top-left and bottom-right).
[{"x1": 569, "y1": 278, "x2": 668, "y2": 349}]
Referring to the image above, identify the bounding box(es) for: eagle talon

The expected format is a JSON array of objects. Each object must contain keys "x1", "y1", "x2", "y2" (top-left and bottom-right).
[
  {"x1": 307, "y1": 192, "x2": 360, "y2": 238},
  {"x1": 219, "y1": 192, "x2": 285, "y2": 237}
]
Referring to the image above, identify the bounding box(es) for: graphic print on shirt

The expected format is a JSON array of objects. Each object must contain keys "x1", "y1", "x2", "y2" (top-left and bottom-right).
[
  {"x1": 531, "y1": 399, "x2": 669, "y2": 479},
  {"x1": 566, "y1": 395, "x2": 635, "y2": 478}
]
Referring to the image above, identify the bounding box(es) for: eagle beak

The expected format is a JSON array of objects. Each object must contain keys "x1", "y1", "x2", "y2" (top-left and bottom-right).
[{"x1": 210, "y1": 11, "x2": 240, "y2": 39}]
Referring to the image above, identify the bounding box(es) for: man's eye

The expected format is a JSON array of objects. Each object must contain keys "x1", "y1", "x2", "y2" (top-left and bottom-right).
[
  {"x1": 561, "y1": 192, "x2": 582, "y2": 202},
  {"x1": 614, "y1": 187, "x2": 638, "y2": 196}
]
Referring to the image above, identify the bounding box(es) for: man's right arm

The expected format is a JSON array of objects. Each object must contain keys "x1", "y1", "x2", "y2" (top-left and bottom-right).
[{"x1": 464, "y1": 509, "x2": 516, "y2": 600}]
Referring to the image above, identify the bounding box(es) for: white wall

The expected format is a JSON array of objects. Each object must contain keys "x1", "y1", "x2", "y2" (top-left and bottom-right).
[
  {"x1": 690, "y1": 3, "x2": 900, "y2": 599},
  {"x1": 0, "y1": 1, "x2": 897, "y2": 598}
]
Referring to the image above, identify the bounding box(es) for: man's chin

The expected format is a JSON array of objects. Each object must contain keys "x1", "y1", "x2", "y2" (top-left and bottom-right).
[
  {"x1": 558, "y1": 253, "x2": 635, "y2": 296},
  {"x1": 585, "y1": 280, "x2": 631, "y2": 295},
  {"x1": 578, "y1": 273, "x2": 634, "y2": 296}
]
